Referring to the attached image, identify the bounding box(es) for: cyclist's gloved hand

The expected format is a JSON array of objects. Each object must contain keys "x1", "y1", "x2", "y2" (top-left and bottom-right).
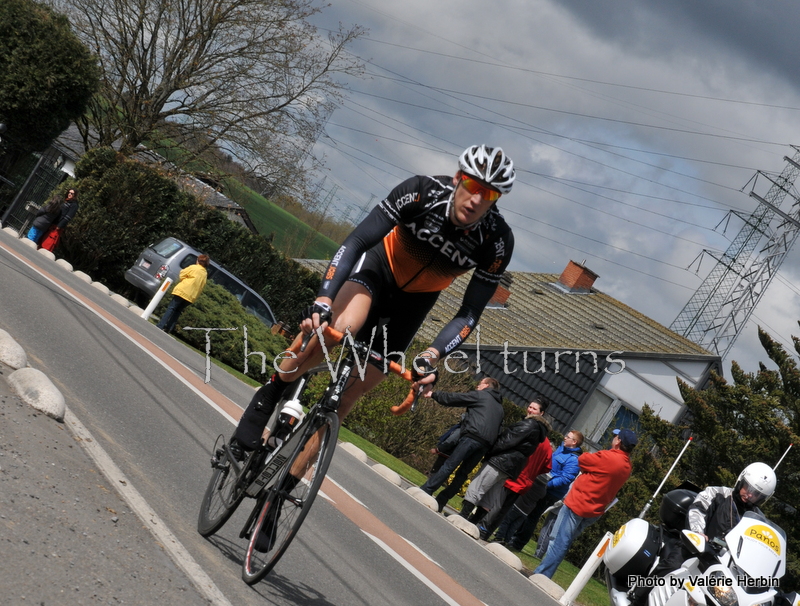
[
  {"x1": 299, "y1": 301, "x2": 332, "y2": 327},
  {"x1": 411, "y1": 356, "x2": 439, "y2": 386}
]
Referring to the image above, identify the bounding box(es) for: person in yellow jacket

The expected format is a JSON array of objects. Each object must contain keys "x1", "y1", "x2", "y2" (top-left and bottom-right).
[{"x1": 157, "y1": 254, "x2": 209, "y2": 333}]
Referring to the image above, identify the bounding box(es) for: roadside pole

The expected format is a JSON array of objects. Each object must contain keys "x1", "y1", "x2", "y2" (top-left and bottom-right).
[{"x1": 141, "y1": 278, "x2": 172, "y2": 320}]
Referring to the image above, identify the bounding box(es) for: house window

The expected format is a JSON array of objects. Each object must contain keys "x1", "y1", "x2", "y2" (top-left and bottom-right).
[
  {"x1": 573, "y1": 388, "x2": 614, "y2": 441},
  {"x1": 596, "y1": 406, "x2": 641, "y2": 450},
  {"x1": 573, "y1": 388, "x2": 641, "y2": 451}
]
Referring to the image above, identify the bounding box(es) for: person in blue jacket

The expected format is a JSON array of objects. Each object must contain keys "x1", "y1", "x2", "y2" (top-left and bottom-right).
[{"x1": 493, "y1": 429, "x2": 583, "y2": 549}]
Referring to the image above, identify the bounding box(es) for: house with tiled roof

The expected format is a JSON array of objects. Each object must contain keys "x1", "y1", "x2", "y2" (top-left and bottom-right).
[{"x1": 296, "y1": 258, "x2": 721, "y2": 450}]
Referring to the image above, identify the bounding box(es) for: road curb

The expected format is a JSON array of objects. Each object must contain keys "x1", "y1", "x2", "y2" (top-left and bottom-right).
[
  {"x1": 529, "y1": 573, "x2": 566, "y2": 600},
  {"x1": 0, "y1": 325, "x2": 231, "y2": 605},
  {"x1": 0, "y1": 328, "x2": 27, "y2": 369},
  {"x1": 1, "y1": 227, "x2": 135, "y2": 309},
  {"x1": 8, "y1": 366, "x2": 66, "y2": 421}
]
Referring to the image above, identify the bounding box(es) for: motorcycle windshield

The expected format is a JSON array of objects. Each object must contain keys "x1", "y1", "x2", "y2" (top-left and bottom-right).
[{"x1": 725, "y1": 511, "x2": 786, "y2": 580}]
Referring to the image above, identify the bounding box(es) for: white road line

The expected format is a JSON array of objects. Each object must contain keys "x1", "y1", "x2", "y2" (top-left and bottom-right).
[
  {"x1": 326, "y1": 475, "x2": 369, "y2": 508},
  {"x1": 64, "y1": 406, "x2": 233, "y2": 606},
  {"x1": 362, "y1": 531, "x2": 462, "y2": 606},
  {"x1": 402, "y1": 536, "x2": 444, "y2": 568}
]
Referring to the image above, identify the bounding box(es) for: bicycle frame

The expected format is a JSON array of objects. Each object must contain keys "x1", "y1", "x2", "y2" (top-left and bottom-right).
[
  {"x1": 243, "y1": 327, "x2": 415, "y2": 499},
  {"x1": 199, "y1": 325, "x2": 422, "y2": 582}
]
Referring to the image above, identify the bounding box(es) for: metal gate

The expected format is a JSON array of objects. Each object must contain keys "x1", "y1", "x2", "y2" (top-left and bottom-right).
[{"x1": 0, "y1": 144, "x2": 69, "y2": 234}]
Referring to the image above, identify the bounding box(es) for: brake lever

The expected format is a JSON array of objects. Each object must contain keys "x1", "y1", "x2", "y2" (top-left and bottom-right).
[
  {"x1": 410, "y1": 386, "x2": 424, "y2": 413},
  {"x1": 300, "y1": 331, "x2": 314, "y2": 353}
]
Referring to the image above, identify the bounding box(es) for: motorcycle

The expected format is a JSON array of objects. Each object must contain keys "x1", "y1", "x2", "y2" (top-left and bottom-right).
[{"x1": 604, "y1": 489, "x2": 798, "y2": 606}]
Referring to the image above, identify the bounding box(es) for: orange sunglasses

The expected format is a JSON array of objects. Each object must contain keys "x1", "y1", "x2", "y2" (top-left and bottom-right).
[{"x1": 460, "y1": 173, "x2": 501, "y2": 202}]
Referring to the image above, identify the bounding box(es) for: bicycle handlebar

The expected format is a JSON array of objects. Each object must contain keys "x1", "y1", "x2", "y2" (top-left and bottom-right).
[{"x1": 293, "y1": 325, "x2": 419, "y2": 415}]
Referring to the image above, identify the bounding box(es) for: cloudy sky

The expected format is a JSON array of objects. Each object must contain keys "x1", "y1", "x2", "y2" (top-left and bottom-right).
[{"x1": 307, "y1": 0, "x2": 800, "y2": 376}]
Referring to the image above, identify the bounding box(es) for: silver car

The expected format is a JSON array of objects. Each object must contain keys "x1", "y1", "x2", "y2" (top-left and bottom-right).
[{"x1": 125, "y1": 237, "x2": 277, "y2": 328}]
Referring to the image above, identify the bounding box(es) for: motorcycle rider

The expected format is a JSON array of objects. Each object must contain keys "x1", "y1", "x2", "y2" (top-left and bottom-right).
[
  {"x1": 688, "y1": 462, "x2": 776, "y2": 541},
  {"x1": 626, "y1": 463, "x2": 777, "y2": 606}
]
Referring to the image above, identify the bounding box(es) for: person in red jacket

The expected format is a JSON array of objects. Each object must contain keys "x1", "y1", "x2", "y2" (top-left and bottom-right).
[
  {"x1": 476, "y1": 432, "x2": 553, "y2": 540},
  {"x1": 533, "y1": 428, "x2": 636, "y2": 579}
]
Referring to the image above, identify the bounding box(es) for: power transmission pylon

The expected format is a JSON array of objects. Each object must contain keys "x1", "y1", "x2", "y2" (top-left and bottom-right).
[
  {"x1": 669, "y1": 146, "x2": 800, "y2": 358},
  {"x1": 355, "y1": 194, "x2": 377, "y2": 225}
]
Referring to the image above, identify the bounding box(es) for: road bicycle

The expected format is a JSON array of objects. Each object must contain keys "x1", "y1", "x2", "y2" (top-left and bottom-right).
[{"x1": 197, "y1": 325, "x2": 418, "y2": 585}]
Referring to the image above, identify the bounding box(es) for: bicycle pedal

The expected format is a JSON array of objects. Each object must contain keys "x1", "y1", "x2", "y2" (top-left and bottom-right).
[{"x1": 210, "y1": 449, "x2": 228, "y2": 469}]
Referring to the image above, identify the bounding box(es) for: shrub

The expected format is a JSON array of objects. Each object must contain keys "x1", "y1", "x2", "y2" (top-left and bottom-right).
[
  {"x1": 155, "y1": 281, "x2": 288, "y2": 382},
  {"x1": 61, "y1": 148, "x2": 319, "y2": 324}
]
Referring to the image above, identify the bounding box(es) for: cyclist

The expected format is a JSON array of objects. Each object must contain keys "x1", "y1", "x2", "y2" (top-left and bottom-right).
[{"x1": 231, "y1": 145, "x2": 516, "y2": 546}]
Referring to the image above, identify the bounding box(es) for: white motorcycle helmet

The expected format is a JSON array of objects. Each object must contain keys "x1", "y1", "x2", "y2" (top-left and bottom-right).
[{"x1": 734, "y1": 462, "x2": 776, "y2": 507}]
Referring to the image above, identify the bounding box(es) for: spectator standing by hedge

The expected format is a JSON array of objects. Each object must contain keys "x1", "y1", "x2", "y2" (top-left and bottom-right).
[
  {"x1": 479, "y1": 432, "x2": 553, "y2": 541},
  {"x1": 26, "y1": 194, "x2": 64, "y2": 244},
  {"x1": 157, "y1": 254, "x2": 209, "y2": 333},
  {"x1": 39, "y1": 188, "x2": 80, "y2": 252},
  {"x1": 459, "y1": 399, "x2": 549, "y2": 535},
  {"x1": 419, "y1": 376, "x2": 505, "y2": 512},
  {"x1": 495, "y1": 430, "x2": 583, "y2": 549}
]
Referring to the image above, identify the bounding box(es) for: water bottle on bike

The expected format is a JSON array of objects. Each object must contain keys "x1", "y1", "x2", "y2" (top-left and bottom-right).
[{"x1": 266, "y1": 399, "x2": 305, "y2": 450}]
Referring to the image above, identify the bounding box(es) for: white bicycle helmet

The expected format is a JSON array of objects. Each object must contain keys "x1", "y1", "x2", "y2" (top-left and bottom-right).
[
  {"x1": 734, "y1": 462, "x2": 776, "y2": 507},
  {"x1": 458, "y1": 145, "x2": 515, "y2": 194}
]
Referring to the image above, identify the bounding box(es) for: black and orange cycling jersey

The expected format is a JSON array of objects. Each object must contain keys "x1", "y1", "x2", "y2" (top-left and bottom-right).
[{"x1": 318, "y1": 174, "x2": 514, "y2": 354}]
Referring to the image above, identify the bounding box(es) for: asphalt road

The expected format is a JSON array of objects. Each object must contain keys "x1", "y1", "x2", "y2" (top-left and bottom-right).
[{"x1": 0, "y1": 229, "x2": 558, "y2": 606}]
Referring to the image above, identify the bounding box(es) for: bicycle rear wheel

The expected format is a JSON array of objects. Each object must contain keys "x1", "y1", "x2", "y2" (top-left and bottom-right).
[
  {"x1": 241, "y1": 410, "x2": 339, "y2": 584},
  {"x1": 197, "y1": 436, "x2": 247, "y2": 537}
]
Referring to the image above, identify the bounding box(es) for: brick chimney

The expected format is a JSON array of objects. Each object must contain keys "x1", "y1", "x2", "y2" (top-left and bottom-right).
[
  {"x1": 558, "y1": 260, "x2": 598, "y2": 293},
  {"x1": 488, "y1": 273, "x2": 513, "y2": 307}
]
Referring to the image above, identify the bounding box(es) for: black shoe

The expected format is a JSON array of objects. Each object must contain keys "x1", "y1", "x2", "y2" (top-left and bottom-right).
[{"x1": 228, "y1": 438, "x2": 247, "y2": 463}]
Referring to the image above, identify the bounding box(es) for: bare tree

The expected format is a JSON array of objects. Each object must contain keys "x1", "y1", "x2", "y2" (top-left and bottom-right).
[{"x1": 50, "y1": 0, "x2": 363, "y2": 195}]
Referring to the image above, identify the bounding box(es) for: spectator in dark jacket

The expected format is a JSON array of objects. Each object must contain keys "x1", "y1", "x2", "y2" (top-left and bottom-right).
[
  {"x1": 495, "y1": 429, "x2": 583, "y2": 549},
  {"x1": 478, "y1": 430, "x2": 553, "y2": 540},
  {"x1": 55, "y1": 188, "x2": 79, "y2": 230},
  {"x1": 37, "y1": 188, "x2": 80, "y2": 252},
  {"x1": 420, "y1": 377, "x2": 505, "y2": 512},
  {"x1": 459, "y1": 399, "x2": 549, "y2": 532},
  {"x1": 26, "y1": 194, "x2": 64, "y2": 244}
]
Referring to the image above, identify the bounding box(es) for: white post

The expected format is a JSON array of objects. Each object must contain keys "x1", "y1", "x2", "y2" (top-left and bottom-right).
[
  {"x1": 774, "y1": 444, "x2": 793, "y2": 471},
  {"x1": 559, "y1": 532, "x2": 613, "y2": 606},
  {"x1": 141, "y1": 278, "x2": 173, "y2": 320},
  {"x1": 638, "y1": 436, "x2": 693, "y2": 518}
]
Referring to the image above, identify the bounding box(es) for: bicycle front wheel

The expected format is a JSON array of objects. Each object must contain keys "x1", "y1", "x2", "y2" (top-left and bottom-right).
[
  {"x1": 197, "y1": 437, "x2": 247, "y2": 537},
  {"x1": 241, "y1": 410, "x2": 339, "y2": 584}
]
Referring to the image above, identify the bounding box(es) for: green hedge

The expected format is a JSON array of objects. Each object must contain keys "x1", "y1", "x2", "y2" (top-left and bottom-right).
[
  {"x1": 155, "y1": 281, "x2": 288, "y2": 382},
  {"x1": 60, "y1": 147, "x2": 320, "y2": 324}
]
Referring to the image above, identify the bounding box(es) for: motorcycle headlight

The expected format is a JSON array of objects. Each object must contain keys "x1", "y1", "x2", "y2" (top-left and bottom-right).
[
  {"x1": 708, "y1": 572, "x2": 739, "y2": 606},
  {"x1": 710, "y1": 585, "x2": 738, "y2": 606}
]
